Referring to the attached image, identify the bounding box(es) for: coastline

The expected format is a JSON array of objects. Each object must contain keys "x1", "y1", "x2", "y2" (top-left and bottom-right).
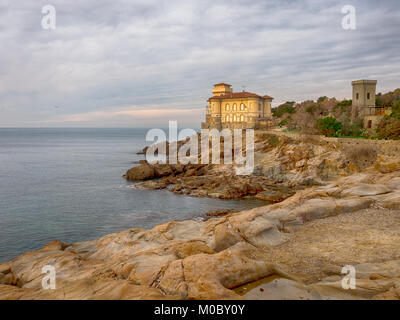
[{"x1": 1, "y1": 131, "x2": 400, "y2": 300}]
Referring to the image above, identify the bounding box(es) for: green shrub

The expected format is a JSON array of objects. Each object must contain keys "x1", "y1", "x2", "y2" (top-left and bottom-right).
[
  {"x1": 279, "y1": 116, "x2": 292, "y2": 126},
  {"x1": 318, "y1": 96, "x2": 328, "y2": 103},
  {"x1": 391, "y1": 101, "x2": 400, "y2": 119},
  {"x1": 267, "y1": 135, "x2": 280, "y2": 147},
  {"x1": 306, "y1": 104, "x2": 317, "y2": 114},
  {"x1": 338, "y1": 122, "x2": 363, "y2": 137},
  {"x1": 333, "y1": 99, "x2": 352, "y2": 116},
  {"x1": 316, "y1": 116, "x2": 342, "y2": 137},
  {"x1": 272, "y1": 102, "x2": 296, "y2": 118}
]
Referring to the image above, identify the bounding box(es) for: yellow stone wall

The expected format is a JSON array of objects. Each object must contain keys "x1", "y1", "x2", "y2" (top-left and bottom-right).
[
  {"x1": 212, "y1": 84, "x2": 233, "y2": 96},
  {"x1": 208, "y1": 97, "x2": 272, "y2": 125}
]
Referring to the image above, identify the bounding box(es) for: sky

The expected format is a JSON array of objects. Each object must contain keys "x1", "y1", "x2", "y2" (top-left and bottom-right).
[{"x1": 0, "y1": 0, "x2": 399, "y2": 128}]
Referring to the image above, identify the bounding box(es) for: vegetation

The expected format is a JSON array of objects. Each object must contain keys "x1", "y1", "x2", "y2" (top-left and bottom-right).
[
  {"x1": 376, "y1": 99, "x2": 400, "y2": 140},
  {"x1": 376, "y1": 89, "x2": 400, "y2": 107},
  {"x1": 316, "y1": 116, "x2": 342, "y2": 137},
  {"x1": 272, "y1": 101, "x2": 296, "y2": 118},
  {"x1": 266, "y1": 135, "x2": 280, "y2": 147},
  {"x1": 279, "y1": 116, "x2": 292, "y2": 126},
  {"x1": 272, "y1": 88, "x2": 400, "y2": 140}
]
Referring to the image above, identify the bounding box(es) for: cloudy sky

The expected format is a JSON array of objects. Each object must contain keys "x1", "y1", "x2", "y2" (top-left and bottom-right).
[{"x1": 0, "y1": 0, "x2": 399, "y2": 127}]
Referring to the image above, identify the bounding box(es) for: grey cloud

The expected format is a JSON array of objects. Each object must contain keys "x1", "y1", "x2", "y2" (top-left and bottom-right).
[{"x1": 0, "y1": 0, "x2": 399, "y2": 127}]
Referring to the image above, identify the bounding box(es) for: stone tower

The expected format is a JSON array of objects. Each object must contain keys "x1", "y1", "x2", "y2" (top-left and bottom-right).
[{"x1": 352, "y1": 80, "x2": 377, "y2": 115}]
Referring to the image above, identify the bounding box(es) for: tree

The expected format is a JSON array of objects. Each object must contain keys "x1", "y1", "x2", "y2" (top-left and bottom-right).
[
  {"x1": 272, "y1": 101, "x2": 296, "y2": 118},
  {"x1": 316, "y1": 116, "x2": 342, "y2": 137}
]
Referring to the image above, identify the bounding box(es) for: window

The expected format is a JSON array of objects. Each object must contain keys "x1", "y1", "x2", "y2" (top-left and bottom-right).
[
  {"x1": 233, "y1": 115, "x2": 237, "y2": 122},
  {"x1": 356, "y1": 93, "x2": 359, "y2": 100},
  {"x1": 258, "y1": 103, "x2": 261, "y2": 111},
  {"x1": 367, "y1": 92, "x2": 370, "y2": 99},
  {"x1": 240, "y1": 115, "x2": 244, "y2": 122},
  {"x1": 240, "y1": 103, "x2": 245, "y2": 111},
  {"x1": 233, "y1": 103, "x2": 237, "y2": 111},
  {"x1": 226, "y1": 115, "x2": 230, "y2": 122},
  {"x1": 225, "y1": 104, "x2": 230, "y2": 111}
]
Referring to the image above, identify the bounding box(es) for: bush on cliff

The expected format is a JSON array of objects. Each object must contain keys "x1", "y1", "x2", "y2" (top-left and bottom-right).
[
  {"x1": 376, "y1": 101, "x2": 400, "y2": 140},
  {"x1": 316, "y1": 116, "x2": 342, "y2": 137},
  {"x1": 377, "y1": 117, "x2": 400, "y2": 140}
]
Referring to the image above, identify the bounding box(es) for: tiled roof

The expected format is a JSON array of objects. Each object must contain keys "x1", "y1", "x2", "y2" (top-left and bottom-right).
[
  {"x1": 208, "y1": 92, "x2": 273, "y2": 100},
  {"x1": 213, "y1": 83, "x2": 231, "y2": 87}
]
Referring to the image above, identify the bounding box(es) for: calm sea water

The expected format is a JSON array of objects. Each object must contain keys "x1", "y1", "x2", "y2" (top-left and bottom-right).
[{"x1": 0, "y1": 128, "x2": 264, "y2": 262}]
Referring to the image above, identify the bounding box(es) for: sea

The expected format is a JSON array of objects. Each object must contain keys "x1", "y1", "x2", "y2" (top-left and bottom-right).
[{"x1": 0, "y1": 128, "x2": 264, "y2": 263}]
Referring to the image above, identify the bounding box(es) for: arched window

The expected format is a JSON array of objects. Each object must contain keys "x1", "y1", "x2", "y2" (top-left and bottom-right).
[
  {"x1": 240, "y1": 103, "x2": 245, "y2": 111},
  {"x1": 233, "y1": 103, "x2": 237, "y2": 111},
  {"x1": 225, "y1": 104, "x2": 230, "y2": 111},
  {"x1": 240, "y1": 114, "x2": 244, "y2": 122},
  {"x1": 226, "y1": 115, "x2": 230, "y2": 122},
  {"x1": 233, "y1": 115, "x2": 237, "y2": 122}
]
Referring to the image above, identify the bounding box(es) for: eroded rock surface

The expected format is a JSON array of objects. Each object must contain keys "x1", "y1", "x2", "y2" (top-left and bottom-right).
[
  {"x1": 1, "y1": 133, "x2": 400, "y2": 300},
  {"x1": 1, "y1": 166, "x2": 400, "y2": 300}
]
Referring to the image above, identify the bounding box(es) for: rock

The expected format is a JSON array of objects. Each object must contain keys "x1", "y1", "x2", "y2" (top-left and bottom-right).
[
  {"x1": 173, "y1": 240, "x2": 215, "y2": 259},
  {"x1": 136, "y1": 146, "x2": 149, "y2": 155},
  {"x1": 280, "y1": 197, "x2": 373, "y2": 228},
  {"x1": 42, "y1": 240, "x2": 69, "y2": 251},
  {"x1": 387, "y1": 177, "x2": 400, "y2": 190},
  {"x1": 229, "y1": 213, "x2": 291, "y2": 248},
  {"x1": 0, "y1": 272, "x2": 17, "y2": 286},
  {"x1": 237, "y1": 277, "x2": 321, "y2": 300},
  {"x1": 373, "y1": 191, "x2": 400, "y2": 209},
  {"x1": 177, "y1": 243, "x2": 279, "y2": 299},
  {"x1": 157, "y1": 260, "x2": 188, "y2": 298},
  {"x1": 255, "y1": 189, "x2": 294, "y2": 202},
  {"x1": 0, "y1": 263, "x2": 11, "y2": 275},
  {"x1": 139, "y1": 180, "x2": 169, "y2": 190},
  {"x1": 212, "y1": 221, "x2": 243, "y2": 252},
  {"x1": 3, "y1": 134, "x2": 400, "y2": 300},
  {"x1": 153, "y1": 164, "x2": 175, "y2": 177},
  {"x1": 341, "y1": 184, "x2": 391, "y2": 197},
  {"x1": 124, "y1": 164, "x2": 155, "y2": 181},
  {"x1": 205, "y1": 209, "x2": 237, "y2": 218},
  {"x1": 375, "y1": 155, "x2": 400, "y2": 173}
]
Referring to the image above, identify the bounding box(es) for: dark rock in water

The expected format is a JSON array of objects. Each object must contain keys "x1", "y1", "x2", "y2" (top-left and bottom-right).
[
  {"x1": 124, "y1": 164, "x2": 155, "y2": 181},
  {"x1": 131, "y1": 160, "x2": 148, "y2": 165},
  {"x1": 136, "y1": 146, "x2": 149, "y2": 155}
]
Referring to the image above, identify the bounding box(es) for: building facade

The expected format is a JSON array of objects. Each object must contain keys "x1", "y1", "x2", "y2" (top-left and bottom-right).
[
  {"x1": 201, "y1": 83, "x2": 273, "y2": 130},
  {"x1": 352, "y1": 80, "x2": 391, "y2": 129}
]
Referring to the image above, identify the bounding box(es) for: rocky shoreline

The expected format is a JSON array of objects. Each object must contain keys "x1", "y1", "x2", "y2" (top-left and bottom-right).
[{"x1": 1, "y1": 132, "x2": 400, "y2": 300}]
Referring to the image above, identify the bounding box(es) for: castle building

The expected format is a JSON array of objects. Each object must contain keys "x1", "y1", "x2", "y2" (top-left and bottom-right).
[
  {"x1": 352, "y1": 80, "x2": 391, "y2": 129},
  {"x1": 201, "y1": 83, "x2": 273, "y2": 130}
]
